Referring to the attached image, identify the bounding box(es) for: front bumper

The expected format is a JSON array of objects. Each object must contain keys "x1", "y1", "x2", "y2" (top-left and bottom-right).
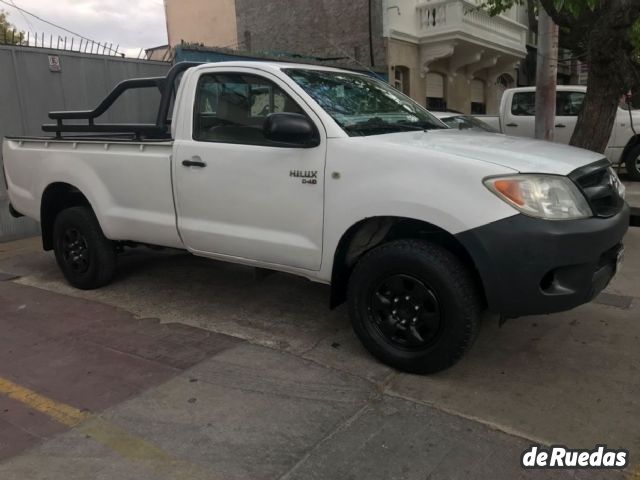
[{"x1": 456, "y1": 204, "x2": 630, "y2": 318}]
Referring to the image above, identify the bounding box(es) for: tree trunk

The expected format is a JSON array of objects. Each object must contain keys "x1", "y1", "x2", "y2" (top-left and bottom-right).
[
  {"x1": 538, "y1": 0, "x2": 640, "y2": 154},
  {"x1": 570, "y1": 66, "x2": 621, "y2": 153},
  {"x1": 534, "y1": 8, "x2": 558, "y2": 141},
  {"x1": 569, "y1": 7, "x2": 630, "y2": 153}
]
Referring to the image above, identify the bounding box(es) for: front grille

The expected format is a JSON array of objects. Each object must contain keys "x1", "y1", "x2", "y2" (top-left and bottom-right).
[{"x1": 569, "y1": 160, "x2": 624, "y2": 218}]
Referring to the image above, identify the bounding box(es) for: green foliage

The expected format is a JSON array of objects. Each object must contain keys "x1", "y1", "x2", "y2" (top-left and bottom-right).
[
  {"x1": 481, "y1": 0, "x2": 640, "y2": 53},
  {"x1": 479, "y1": 0, "x2": 522, "y2": 17},
  {"x1": 480, "y1": 0, "x2": 598, "y2": 17},
  {"x1": 632, "y1": 18, "x2": 640, "y2": 56},
  {"x1": 0, "y1": 9, "x2": 24, "y2": 45},
  {"x1": 555, "y1": 0, "x2": 598, "y2": 17}
]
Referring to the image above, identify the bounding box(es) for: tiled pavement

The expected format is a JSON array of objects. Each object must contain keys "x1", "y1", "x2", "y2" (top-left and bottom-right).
[{"x1": 0, "y1": 281, "x2": 240, "y2": 460}]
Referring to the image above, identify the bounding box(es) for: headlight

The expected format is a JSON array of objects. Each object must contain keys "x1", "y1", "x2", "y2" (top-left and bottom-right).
[
  {"x1": 608, "y1": 167, "x2": 625, "y2": 199},
  {"x1": 484, "y1": 174, "x2": 592, "y2": 220}
]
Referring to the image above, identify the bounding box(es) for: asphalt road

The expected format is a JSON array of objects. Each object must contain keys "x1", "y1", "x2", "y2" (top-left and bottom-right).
[{"x1": 0, "y1": 225, "x2": 638, "y2": 479}]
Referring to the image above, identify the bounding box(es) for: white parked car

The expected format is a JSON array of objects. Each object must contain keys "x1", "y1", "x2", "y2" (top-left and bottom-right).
[
  {"x1": 2, "y1": 62, "x2": 630, "y2": 373},
  {"x1": 477, "y1": 86, "x2": 640, "y2": 180}
]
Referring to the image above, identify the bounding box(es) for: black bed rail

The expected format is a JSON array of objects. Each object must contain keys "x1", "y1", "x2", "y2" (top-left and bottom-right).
[{"x1": 42, "y1": 62, "x2": 202, "y2": 139}]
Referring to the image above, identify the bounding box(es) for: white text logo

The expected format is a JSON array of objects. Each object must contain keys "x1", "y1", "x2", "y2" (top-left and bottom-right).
[{"x1": 521, "y1": 445, "x2": 628, "y2": 469}]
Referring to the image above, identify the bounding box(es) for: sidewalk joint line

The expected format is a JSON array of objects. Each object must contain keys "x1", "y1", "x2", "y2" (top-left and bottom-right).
[
  {"x1": 0, "y1": 376, "x2": 217, "y2": 479},
  {"x1": 276, "y1": 402, "x2": 370, "y2": 480}
]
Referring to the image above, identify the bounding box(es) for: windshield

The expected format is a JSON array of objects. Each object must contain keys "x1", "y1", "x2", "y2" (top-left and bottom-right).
[{"x1": 284, "y1": 68, "x2": 445, "y2": 136}]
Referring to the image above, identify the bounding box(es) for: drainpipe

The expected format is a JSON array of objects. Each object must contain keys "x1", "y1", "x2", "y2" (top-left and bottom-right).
[{"x1": 368, "y1": 0, "x2": 375, "y2": 66}]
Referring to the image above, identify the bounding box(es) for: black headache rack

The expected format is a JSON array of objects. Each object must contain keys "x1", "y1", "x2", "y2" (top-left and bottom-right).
[{"x1": 42, "y1": 62, "x2": 202, "y2": 140}]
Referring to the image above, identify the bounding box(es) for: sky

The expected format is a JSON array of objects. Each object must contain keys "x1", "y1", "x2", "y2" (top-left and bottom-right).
[{"x1": 0, "y1": 0, "x2": 167, "y2": 57}]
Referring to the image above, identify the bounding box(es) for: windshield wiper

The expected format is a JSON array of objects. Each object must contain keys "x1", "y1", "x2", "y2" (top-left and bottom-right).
[
  {"x1": 396, "y1": 120, "x2": 440, "y2": 130},
  {"x1": 344, "y1": 120, "x2": 424, "y2": 136}
]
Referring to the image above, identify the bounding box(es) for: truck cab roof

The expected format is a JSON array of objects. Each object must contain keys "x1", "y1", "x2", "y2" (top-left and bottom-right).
[
  {"x1": 506, "y1": 85, "x2": 587, "y2": 93},
  {"x1": 188, "y1": 61, "x2": 368, "y2": 75}
]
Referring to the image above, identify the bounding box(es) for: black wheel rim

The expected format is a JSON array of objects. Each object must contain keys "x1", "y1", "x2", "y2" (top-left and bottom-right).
[
  {"x1": 61, "y1": 228, "x2": 90, "y2": 274},
  {"x1": 367, "y1": 274, "x2": 442, "y2": 350}
]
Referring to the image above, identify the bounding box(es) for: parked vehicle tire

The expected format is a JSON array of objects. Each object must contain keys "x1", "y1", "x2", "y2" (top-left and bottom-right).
[
  {"x1": 625, "y1": 144, "x2": 640, "y2": 181},
  {"x1": 347, "y1": 239, "x2": 482, "y2": 374},
  {"x1": 53, "y1": 206, "x2": 116, "y2": 290}
]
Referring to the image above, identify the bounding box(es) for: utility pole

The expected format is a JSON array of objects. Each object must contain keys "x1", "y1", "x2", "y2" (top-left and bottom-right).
[{"x1": 534, "y1": 7, "x2": 559, "y2": 141}]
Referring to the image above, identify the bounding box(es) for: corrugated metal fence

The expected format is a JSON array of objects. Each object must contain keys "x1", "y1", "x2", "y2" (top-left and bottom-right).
[{"x1": 0, "y1": 45, "x2": 170, "y2": 242}]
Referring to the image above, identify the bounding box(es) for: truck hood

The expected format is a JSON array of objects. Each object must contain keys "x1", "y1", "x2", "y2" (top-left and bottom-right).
[{"x1": 367, "y1": 129, "x2": 605, "y2": 175}]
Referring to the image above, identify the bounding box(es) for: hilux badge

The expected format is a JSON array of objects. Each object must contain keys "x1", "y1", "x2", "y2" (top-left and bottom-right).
[{"x1": 290, "y1": 170, "x2": 318, "y2": 185}]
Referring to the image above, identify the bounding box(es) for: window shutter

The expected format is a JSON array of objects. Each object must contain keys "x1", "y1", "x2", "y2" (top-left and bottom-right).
[
  {"x1": 426, "y1": 73, "x2": 444, "y2": 98},
  {"x1": 470, "y1": 79, "x2": 485, "y2": 104}
]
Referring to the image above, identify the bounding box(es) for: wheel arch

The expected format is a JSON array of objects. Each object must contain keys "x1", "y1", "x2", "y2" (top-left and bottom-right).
[
  {"x1": 40, "y1": 182, "x2": 93, "y2": 251},
  {"x1": 621, "y1": 135, "x2": 640, "y2": 165},
  {"x1": 329, "y1": 216, "x2": 486, "y2": 309}
]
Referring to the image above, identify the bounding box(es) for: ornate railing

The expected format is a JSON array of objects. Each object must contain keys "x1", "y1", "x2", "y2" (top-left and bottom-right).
[{"x1": 416, "y1": 0, "x2": 526, "y2": 48}]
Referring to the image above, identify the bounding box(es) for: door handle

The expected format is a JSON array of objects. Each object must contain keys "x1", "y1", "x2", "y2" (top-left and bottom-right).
[
  {"x1": 555, "y1": 123, "x2": 567, "y2": 128},
  {"x1": 506, "y1": 123, "x2": 518, "y2": 127},
  {"x1": 182, "y1": 157, "x2": 206, "y2": 168}
]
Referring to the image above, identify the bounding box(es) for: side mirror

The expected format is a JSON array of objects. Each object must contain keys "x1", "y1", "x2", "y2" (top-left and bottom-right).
[{"x1": 263, "y1": 113, "x2": 319, "y2": 147}]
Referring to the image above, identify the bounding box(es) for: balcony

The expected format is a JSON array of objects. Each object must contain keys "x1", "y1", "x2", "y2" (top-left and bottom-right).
[
  {"x1": 387, "y1": 0, "x2": 527, "y2": 57},
  {"x1": 421, "y1": 0, "x2": 526, "y2": 52}
]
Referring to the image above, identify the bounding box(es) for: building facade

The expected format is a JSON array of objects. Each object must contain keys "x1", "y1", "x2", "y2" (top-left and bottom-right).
[
  {"x1": 235, "y1": 0, "x2": 386, "y2": 67},
  {"x1": 163, "y1": 0, "x2": 385, "y2": 68},
  {"x1": 384, "y1": 0, "x2": 528, "y2": 114},
  {"x1": 162, "y1": 0, "x2": 531, "y2": 113},
  {"x1": 164, "y1": 0, "x2": 238, "y2": 49}
]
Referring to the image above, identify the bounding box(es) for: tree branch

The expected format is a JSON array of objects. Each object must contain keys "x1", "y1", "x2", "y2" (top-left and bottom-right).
[
  {"x1": 537, "y1": 0, "x2": 574, "y2": 27},
  {"x1": 526, "y1": 0, "x2": 537, "y2": 33}
]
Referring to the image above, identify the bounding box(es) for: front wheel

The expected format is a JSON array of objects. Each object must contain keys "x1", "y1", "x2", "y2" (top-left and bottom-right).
[
  {"x1": 53, "y1": 206, "x2": 116, "y2": 290},
  {"x1": 625, "y1": 144, "x2": 640, "y2": 181},
  {"x1": 347, "y1": 240, "x2": 482, "y2": 374}
]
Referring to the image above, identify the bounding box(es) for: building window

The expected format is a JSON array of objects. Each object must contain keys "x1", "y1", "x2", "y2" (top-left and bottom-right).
[
  {"x1": 496, "y1": 73, "x2": 515, "y2": 106},
  {"x1": 393, "y1": 66, "x2": 410, "y2": 95},
  {"x1": 426, "y1": 72, "x2": 446, "y2": 111},
  {"x1": 470, "y1": 102, "x2": 486, "y2": 114},
  {"x1": 497, "y1": 73, "x2": 515, "y2": 90},
  {"x1": 470, "y1": 79, "x2": 486, "y2": 114}
]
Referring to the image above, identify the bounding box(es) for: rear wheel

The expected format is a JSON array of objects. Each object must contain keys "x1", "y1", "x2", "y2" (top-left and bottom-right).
[
  {"x1": 625, "y1": 144, "x2": 640, "y2": 181},
  {"x1": 347, "y1": 239, "x2": 482, "y2": 374},
  {"x1": 53, "y1": 206, "x2": 116, "y2": 290}
]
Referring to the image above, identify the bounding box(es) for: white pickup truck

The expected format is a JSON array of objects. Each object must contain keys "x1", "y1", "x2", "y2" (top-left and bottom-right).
[
  {"x1": 478, "y1": 86, "x2": 640, "y2": 180},
  {"x1": 2, "y1": 62, "x2": 630, "y2": 373}
]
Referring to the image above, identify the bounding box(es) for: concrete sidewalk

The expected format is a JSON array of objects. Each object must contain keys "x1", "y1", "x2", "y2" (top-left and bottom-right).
[
  {"x1": 622, "y1": 175, "x2": 640, "y2": 214},
  {"x1": 0, "y1": 309, "x2": 629, "y2": 480},
  {"x1": 0, "y1": 280, "x2": 241, "y2": 461},
  {"x1": 0, "y1": 228, "x2": 638, "y2": 479}
]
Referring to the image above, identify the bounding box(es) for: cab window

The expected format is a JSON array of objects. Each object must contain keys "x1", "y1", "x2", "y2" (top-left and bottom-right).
[
  {"x1": 193, "y1": 73, "x2": 306, "y2": 145},
  {"x1": 511, "y1": 92, "x2": 535, "y2": 116},
  {"x1": 556, "y1": 91, "x2": 585, "y2": 116},
  {"x1": 510, "y1": 91, "x2": 585, "y2": 116}
]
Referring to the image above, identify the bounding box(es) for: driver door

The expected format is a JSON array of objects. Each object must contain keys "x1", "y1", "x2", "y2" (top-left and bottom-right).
[{"x1": 173, "y1": 69, "x2": 326, "y2": 271}]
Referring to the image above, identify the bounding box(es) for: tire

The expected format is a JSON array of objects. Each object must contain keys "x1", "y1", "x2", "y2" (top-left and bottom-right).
[
  {"x1": 52, "y1": 206, "x2": 116, "y2": 290},
  {"x1": 347, "y1": 239, "x2": 482, "y2": 374},
  {"x1": 625, "y1": 144, "x2": 640, "y2": 181}
]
